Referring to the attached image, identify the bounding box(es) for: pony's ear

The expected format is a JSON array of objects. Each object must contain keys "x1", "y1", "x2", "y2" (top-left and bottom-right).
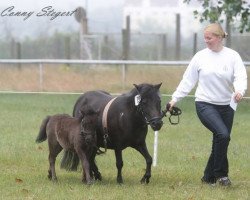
[
  {"x1": 133, "y1": 84, "x2": 140, "y2": 93},
  {"x1": 154, "y1": 83, "x2": 162, "y2": 90}
]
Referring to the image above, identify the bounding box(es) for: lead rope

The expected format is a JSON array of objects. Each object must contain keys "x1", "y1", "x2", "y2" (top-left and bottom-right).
[{"x1": 161, "y1": 103, "x2": 182, "y2": 125}]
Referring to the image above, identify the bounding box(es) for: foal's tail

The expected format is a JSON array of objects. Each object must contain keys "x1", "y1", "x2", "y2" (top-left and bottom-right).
[{"x1": 36, "y1": 116, "x2": 50, "y2": 143}]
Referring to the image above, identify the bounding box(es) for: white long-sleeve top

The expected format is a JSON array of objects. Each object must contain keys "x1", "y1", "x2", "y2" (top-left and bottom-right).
[{"x1": 172, "y1": 47, "x2": 248, "y2": 105}]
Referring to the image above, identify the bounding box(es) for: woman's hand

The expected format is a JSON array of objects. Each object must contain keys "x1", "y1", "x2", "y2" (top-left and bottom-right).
[
  {"x1": 166, "y1": 100, "x2": 176, "y2": 111},
  {"x1": 234, "y1": 92, "x2": 243, "y2": 103}
]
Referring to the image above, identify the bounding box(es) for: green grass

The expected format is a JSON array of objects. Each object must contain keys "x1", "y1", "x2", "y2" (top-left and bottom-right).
[{"x1": 0, "y1": 93, "x2": 249, "y2": 200}]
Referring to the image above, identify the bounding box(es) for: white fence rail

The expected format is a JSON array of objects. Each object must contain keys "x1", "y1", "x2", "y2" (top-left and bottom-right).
[
  {"x1": 1, "y1": 59, "x2": 250, "y2": 64},
  {"x1": 0, "y1": 59, "x2": 194, "y2": 65}
]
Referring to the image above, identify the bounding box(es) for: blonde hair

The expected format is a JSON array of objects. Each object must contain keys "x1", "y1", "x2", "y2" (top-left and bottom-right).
[{"x1": 204, "y1": 23, "x2": 228, "y2": 38}]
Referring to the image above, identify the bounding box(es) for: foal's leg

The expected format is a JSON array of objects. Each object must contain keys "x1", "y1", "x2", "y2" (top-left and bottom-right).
[
  {"x1": 115, "y1": 149, "x2": 124, "y2": 184},
  {"x1": 76, "y1": 149, "x2": 93, "y2": 185},
  {"x1": 48, "y1": 143, "x2": 62, "y2": 181},
  {"x1": 134, "y1": 142, "x2": 152, "y2": 184}
]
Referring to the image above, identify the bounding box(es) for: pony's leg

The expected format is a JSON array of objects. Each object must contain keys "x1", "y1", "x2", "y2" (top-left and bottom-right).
[
  {"x1": 89, "y1": 151, "x2": 102, "y2": 181},
  {"x1": 91, "y1": 161, "x2": 102, "y2": 181},
  {"x1": 48, "y1": 144, "x2": 62, "y2": 182},
  {"x1": 115, "y1": 149, "x2": 123, "y2": 184},
  {"x1": 134, "y1": 142, "x2": 152, "y2": 184},
  {"x1": 76, "y1": 149, "x2": 93, "y2": 185}
]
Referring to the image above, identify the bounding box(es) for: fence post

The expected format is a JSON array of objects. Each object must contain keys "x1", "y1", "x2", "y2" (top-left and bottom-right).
[
  {"x1": 122, "y1": 64, "x2": 126, "y2": 91},
  {"x1": 10, "y1": 38, "x2": 16, "y2": 59},
  {"x1": 193, "y1": 33, "x2": 197, "y2": 55},
  {"x1": 121, "y1": 15, "x2": 131, "y2": 90},
  {"x1": 39, "y1": 63, "x2": 43, "y2": 91},
  {"x1": 158, "y1": 34, "x2": 167, "y2": 60},
  {"x1": 103, "y1": 35, "x2": 109, "y2": 59},
  {"x1": 225, "y1": 19, "x2": 231, "y2": 47},
  {"x1": 17, "y1": 42, "x2": 21, "y2": 69},
  {"x1": 98, "y1": 36, "x2": 102, "y2": 60},
  {"x1": 64, "y1": 36, "x2": 71, "y2": 66},
  {"x1": 175, "y1": 13, "x2": 181, "y2": 60}
]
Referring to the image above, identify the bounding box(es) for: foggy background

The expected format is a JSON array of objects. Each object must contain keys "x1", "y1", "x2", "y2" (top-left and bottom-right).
[{"x1": 0, "y1": 0, "x2": 249, "y2": 61}]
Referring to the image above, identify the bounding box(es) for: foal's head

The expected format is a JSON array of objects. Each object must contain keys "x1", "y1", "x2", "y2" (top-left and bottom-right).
[{"x1": 79, "y1": 108, "x2": 99, "y2": 146}]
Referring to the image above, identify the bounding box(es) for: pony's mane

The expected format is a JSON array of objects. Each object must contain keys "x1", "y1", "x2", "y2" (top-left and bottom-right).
[{"x1": 133, "y1": 83, "x2": 158, "y2": 97}]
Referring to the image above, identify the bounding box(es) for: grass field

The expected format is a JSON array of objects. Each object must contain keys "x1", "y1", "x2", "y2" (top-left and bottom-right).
[{"x1": 0, "y1": 93, "x2": 249, "y2": 200}]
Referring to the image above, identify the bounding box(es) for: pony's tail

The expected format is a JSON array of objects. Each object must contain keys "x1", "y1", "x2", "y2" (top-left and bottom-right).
[
  {"x1": 36, "y1": 116, "x2": 50, "y2": 143},
  {"x1": 60, "y1": 150, "x2": 79, "y2": 171}
]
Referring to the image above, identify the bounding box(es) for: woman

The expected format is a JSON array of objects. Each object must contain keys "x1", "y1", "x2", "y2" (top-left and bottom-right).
[{"x1": 167, "y1": 23, "x2": 247, "y2": 186}]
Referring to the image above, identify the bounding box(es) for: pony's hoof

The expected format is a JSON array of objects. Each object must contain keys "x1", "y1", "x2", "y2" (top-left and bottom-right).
[
  {"x1": 140, "y1": 177, "x2": 150, "y2": 184},
  {"x1": 95, "y1": 172, "x2": 102, "y2": 181},
  {"x1": 117, "y1": 177, "x2": 123, "y2": 184}
]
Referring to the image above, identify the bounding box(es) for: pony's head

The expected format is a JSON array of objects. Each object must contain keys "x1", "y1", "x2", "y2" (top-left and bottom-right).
[{"x1": 133, "y1": 83, "x2": 163, "y2": 131}]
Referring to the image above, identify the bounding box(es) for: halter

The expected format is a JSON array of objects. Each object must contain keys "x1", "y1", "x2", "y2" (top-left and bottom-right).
[
  {"x1": 135, "y1": 93, "x2": 182, "y2": 125},
  {"x1": 133, "y1": 92, "x2": 163, "y2": 126},
  {"x1": 136, "y1": 102, "x2": 162, "y2": 125}
]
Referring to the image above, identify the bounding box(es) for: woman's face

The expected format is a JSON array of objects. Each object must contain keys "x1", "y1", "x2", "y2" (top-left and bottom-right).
[{"x1": 204, "y1": 31, "x2": 223, "y2": 52}]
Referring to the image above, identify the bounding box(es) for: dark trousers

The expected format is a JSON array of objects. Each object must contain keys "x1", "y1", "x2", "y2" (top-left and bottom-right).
[{"x1": 195, "y1": 101, "x2": 234, "y2": 183}]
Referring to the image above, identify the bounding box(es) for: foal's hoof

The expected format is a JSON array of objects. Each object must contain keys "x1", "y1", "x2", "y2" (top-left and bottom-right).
[
  {"x1": 85, "y1": 179, "x2": 94, "y2": 185},
  {"x1": 48, "y1": 176, "x2": 58, "y2": 183},
  {"x1": 48, "y1": 170, "x2": 52, "y2": 180},
  {"x1": 48, "y1": 175, "x2": 58, "y2": 182},
  {"x1": 51, "y1": 177, "x2": 58, "y2": 182}
]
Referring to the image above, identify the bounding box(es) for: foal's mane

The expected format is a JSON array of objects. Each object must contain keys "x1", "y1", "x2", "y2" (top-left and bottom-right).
[{"x1": 79, "y1": 107, "x2": 99, "y2": 131}]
